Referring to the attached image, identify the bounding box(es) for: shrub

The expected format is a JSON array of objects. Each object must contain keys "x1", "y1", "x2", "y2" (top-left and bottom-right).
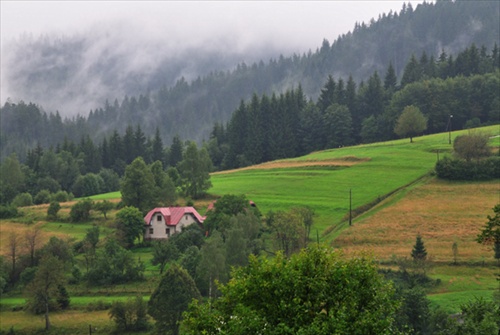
[
  {"x1": 85, "y1": 300, "x2": 112, "y2": 312},
  {"x1": 72, "y1": 173, "x2": 104, "y2": 197},
  {"x1": 99, "y1": 168, "x2": 121, "y2": 193},
  {"x1": 0, "y1": 205, "x2": 18, "y2": 219},
  {"x1": 47, "y1": 201, "x2": 61, "y2": 220},
  {"x1": 109, "y1": 296, "x2": 149, "y2": 332},
  {"x1": 34, "y1": 189, "x2": 51, "y2": 205},
  {"x1": 11, "y1": 193, "x2": 33, "y2": 207},
  {"x1": 435, "y1": 156, "x2": 500, "y2": 180},
  {"x1": 70, "y1": 199, "x2": 93, "y2": 222},
  {"x1": 51, "y1": 190, "x2": 71, "y2": 202}
]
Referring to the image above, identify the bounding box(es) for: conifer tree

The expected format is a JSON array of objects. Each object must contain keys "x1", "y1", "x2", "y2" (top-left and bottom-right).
[
  {"x1": 384, "y1": 62, "x2": 398, "y2": 91},
  {"x1": 411, "y1": 234, "x2": 427, "y2": 261}
]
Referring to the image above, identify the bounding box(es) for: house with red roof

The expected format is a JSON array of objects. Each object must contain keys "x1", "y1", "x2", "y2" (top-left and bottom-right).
[{"x1": 143, "y1": 207, "x2": 205, "y2": 240}]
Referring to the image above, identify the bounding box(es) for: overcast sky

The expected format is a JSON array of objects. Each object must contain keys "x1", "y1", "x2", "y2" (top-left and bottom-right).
[{"x1": 1, "y1": 1, "x2": 427, "y2": 52}]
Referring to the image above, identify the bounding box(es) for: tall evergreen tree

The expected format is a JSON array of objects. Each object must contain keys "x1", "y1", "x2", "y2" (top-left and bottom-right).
[
  {"x1": 168, "y1": 135, "x2": 184, "y2": 167},
  {"x1": 324, "y1": 104, "x2": 353, "y2": 148},
  {"x1": 317, "y1": 75, "x2": 336, "y2": 112},
  {"x1": 244, "y1": 94, "x2": 264, "y2": 165},
  {"x1": 122, "y1": 125, "x2": 135, "y2": 164},
  {"x1": 151, "y1": 127, "x2": 164, "y2": 164},
  {"x1": 384, "y1": 62, "x2": 398, "y2": 91},
  {"x1": 401, "y1": 54, "x2": 422, "y2": 87},
  {"x1": 411, "y1": 234, "x2": 428, "y2": 261}
]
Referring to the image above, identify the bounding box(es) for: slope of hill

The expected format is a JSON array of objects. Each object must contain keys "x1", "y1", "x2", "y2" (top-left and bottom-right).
[
  {"x1": 209, "y1": 125, "x2": 499, "y2": 235},
  {"x1": 1, "y1": 126, "x2": 497, "y2": 332}
]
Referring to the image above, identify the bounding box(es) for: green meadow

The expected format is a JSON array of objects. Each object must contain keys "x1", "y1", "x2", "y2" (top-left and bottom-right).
[{"x1": 210, "y1": 126, "x2": 497, "y2": 236}]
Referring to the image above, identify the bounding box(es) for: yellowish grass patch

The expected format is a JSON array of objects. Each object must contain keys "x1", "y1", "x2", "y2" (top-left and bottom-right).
[
  {"x1": 334, "y1": 179, "x2": 499, "y2": 262},
  {"x1": 212, "y1": 156, "x2": 370, "y2": 175},
  {"x1": 0, "y1": 310, "x2": 113, "y2": 334}
]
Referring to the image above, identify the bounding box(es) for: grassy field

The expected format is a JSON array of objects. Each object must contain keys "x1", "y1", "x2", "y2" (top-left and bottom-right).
[
  {"x1": 1, "y1": 125, "x2": 498, "y2": 331},
  {"x1": 333, "y1": 179, "x2": 498, "y2": 262},
  {"x1": 210, "y1": 126, "x2": 498, "y2": 235},
  {"x1": 0, "y1": 310, "x2": 116, "y2": 334}
]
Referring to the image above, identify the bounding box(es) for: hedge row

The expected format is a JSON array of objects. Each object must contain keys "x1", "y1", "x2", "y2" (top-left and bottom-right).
[{"x1": 435, "y1": 156, "x2": 500, "y2": 180}]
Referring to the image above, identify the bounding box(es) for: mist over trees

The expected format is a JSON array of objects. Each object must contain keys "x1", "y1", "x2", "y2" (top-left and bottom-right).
[
  {"x1": 0, "y1": 43, "x2": 498, "y2": 206},
  {"x1": 1, "y1": 0, "x2": 499, "y2": 158}
]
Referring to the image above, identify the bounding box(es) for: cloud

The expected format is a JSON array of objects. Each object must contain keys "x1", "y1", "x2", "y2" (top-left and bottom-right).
[{"x1": 0, "y1": 1, "x2": 427, "y2": 115}]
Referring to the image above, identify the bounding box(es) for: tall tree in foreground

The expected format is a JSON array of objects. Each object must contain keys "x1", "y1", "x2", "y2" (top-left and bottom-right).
[
  {"x1": 182, "y1": 246, "x2": 399, "y2": 335},
  {"x1": 477, "y1": 204, "x2": 500, "y2": 263},
  {"x1": 26, "y1": 255, "x2": 66, "y2": 331},
  {"x1": 394, "y1": 105, "x2": 428, "y2": 142},
  {"x1": 148, "y1": 264, "x2": 201, "y2": 335}
]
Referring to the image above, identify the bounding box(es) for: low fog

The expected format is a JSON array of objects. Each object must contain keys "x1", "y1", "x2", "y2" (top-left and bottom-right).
[
  {"x1": 1, "y1": 23, "x2": 293, "y2": 116},
  {"x1": 0, "y1": 1, "x2": 426, "y2": 116}
]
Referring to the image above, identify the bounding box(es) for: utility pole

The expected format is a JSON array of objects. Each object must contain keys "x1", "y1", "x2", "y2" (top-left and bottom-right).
[
  {"x1": 349, "y1": 189, "x2": 352, "y2": 226},
  {"x1": 448, "y1": 114, "x2": 453, "y2": 144}
]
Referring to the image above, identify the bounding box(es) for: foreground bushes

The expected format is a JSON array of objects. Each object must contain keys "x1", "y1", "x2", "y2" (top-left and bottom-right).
[{"x1": 435, "y1": 156, "x2": 500, "y2": 180}]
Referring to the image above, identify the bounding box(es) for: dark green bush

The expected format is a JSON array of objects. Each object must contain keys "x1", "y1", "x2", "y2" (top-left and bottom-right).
[
  {"x1": 0, "y1": 205, "x2": 18, "y2": 219},
  {"x1": 435, "y1": 156, "x2": 500, "y2": 180},
  {"x1": 47, "y1": 201, "x2": 61, "y2": 220},
  {"x1": 69, "y1": 199, "x2": 93, "y2": 222},
  {"x1": 11, "y1": 193, "x2": 33, "y2": 207},
  {"x1": 33, "y1": 189, "x2": 51, "y2": 205},
  {"x1": 51, "y1": 190, "x2": 71, "y2": 202}
]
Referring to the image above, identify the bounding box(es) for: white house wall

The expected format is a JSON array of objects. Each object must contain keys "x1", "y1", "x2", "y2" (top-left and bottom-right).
[{"x1": 144, "y1": 212, "x2": 199, "y2": 240}]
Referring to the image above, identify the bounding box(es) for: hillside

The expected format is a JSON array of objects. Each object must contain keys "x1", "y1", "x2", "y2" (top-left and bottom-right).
[
  {"x1": 1, "y1": 0, "x2": 498, "y2": 149},
  {"x1": 1, "y1": 126, "x2": 498, "y2": 332},
  {"x1": 209, "y1": 125, "x2": 499, "y2": 233}
]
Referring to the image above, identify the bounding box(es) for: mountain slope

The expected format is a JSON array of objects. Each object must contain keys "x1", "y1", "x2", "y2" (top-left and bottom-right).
[{"x1": 1, "y1": 0, "x2": 499, "y2": 147}]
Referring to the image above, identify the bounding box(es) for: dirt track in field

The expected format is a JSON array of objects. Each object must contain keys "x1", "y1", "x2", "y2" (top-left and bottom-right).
[{"x1": 212, "y1": 156, "x2": 370, "y2": 175}]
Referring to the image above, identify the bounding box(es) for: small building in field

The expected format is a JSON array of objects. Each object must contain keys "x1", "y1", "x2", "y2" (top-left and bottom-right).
[{"x1": 143, "y1": 207, "x2": 204, "y2": 240}]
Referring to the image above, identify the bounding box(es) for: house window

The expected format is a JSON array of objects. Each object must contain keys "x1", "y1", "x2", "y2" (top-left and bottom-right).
[
  {"x1": 157, "y1": 215, "x2": 162, "y2": 222},
  {"x1": 166, "y1": 228, "x2": 170, "y2": 237},
  {"x1": 149, "y1": 228, "x2": 154, "y2": 234},
  {"x1": 185, "y1": 215, "x2": 188, "y2": 220}
]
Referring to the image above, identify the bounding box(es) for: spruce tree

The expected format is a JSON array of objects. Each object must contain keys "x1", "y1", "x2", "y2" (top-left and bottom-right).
[{"x1": 411, "y1": 234, "x2": 427, "y2": 261}]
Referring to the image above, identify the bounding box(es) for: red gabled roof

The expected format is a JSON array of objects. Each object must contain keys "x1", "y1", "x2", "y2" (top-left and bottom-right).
[{"x1": 144, "y1": 207, "x2": 205, "y2": 226}]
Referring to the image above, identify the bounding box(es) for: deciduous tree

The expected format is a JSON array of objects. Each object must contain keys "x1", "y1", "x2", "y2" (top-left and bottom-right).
[
  {"x1": 151, "y1": 239, "x2": 179, "y2": 274},
  {"x1": 182, "y1": 246, "x2": 399, "y2": 335},
  {"x1": 116, "y1": 206, "x2": 144, "y2": 248},
  {"x1": 177, "y1": 141, "x2": 213, "y2": 199},
  {"x1": 93, "y1": 200, "x2": 114, "y2": 220},
  {"x1": 148, "y1": 264, "x2": 201, "y2": 335},
  {"x1": 453, "y1": 132, "x2": 491, "y2": 162},
  {"x1": 121, "y1": 157, "x2": 156, "y2": 212},
  {"x1": 26, "y1": 255, "x2": 66, "y2": 331},
  {"x1": 394, "y1": 105, "x2": 428, "y2": 142}
]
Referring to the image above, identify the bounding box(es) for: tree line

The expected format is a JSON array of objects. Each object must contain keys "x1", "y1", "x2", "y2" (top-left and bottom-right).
[
  {"x1": 0, "y1": 0, "x2": 499, "y2": 154},
  {"x1": 1, "y1": 43, "x2": 498, "y2": 206},
  {"x1": 0, "y1": 138, "x2": 212, "y2": 208},
  {"x1": 208, "y1": 44, "x2": 499, "y2": 170}
]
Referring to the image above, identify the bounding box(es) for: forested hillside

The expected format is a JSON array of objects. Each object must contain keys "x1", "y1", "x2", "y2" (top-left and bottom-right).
[{"x1": 1, "y1": 0, "x2": 499, "y2": 161}]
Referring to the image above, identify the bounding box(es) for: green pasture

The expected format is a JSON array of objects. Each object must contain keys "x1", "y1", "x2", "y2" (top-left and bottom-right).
[
  {"x1": 210, "y1": 127, "x2": 496, "y2": 237},
  {"x1": 42, "y1": 221, "x2": 113, "y2": 240},
  {"x1": 424, "y1": 264, "x2": 498, "y2": 313},
  {"x1": 428, "y1": 290, "x2": 496, "y2": 314},
  {"x1": 82, "y1": 191, "x2": 122, "y2": 201},
  {"x1": 0, "y1": 295, "x2": 150, "y2": 308}
]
